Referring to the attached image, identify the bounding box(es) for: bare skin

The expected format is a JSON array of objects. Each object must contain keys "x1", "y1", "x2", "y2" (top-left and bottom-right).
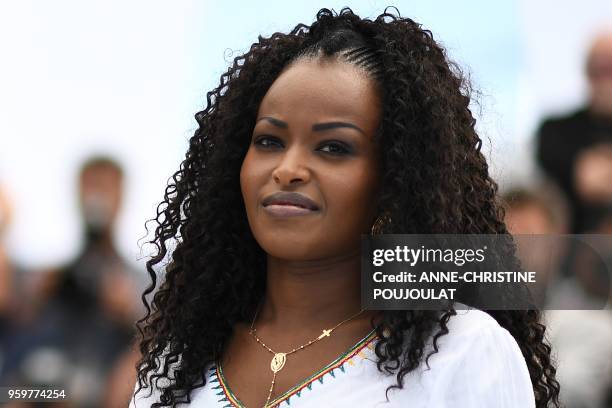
[
  {"x1": 587, "y1": 32, "x2": 612, "y2": 117},
  {"x1": 223, "y1": 57, "x2": 383, "y2": 407}
]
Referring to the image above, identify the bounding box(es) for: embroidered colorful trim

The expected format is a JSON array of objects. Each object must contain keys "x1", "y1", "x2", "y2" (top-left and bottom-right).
[
  {"x1": 211, "y1": 365, "x2": 241, "y2": 408},
  {"x1": 215, "y1": 328, "x2": 378, "y2": 408}
]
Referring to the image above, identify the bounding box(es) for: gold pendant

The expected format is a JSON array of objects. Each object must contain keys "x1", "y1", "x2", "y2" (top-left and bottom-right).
[{"x1": 270, "y1": 353, "x2": 286, "y2": 373}]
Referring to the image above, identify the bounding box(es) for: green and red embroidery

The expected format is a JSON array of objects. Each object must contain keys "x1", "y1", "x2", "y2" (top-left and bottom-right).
[{"x1": 213, "y1": 329, "x2": 378, "y2": 407}]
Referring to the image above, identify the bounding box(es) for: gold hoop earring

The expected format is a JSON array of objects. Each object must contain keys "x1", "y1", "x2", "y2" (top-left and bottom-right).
[{"x1": 371, "y1": 213, "x2": 390, "y2": 236}]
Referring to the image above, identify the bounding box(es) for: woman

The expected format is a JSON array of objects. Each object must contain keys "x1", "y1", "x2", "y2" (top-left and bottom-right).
[{"x1": 132, "y1": 8, "x2": 560, "y2": 408}]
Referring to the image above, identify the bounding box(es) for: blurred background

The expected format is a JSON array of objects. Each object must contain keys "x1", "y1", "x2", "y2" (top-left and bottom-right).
[{"x1": 0, "y1": 0, "x2": 611, "y2": 407}]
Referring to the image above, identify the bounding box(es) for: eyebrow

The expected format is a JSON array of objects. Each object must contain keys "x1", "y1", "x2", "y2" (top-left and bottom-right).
[
  {"x1": 258, "y1": 116, "x2": 288, "y2": 129},
  {"x1": 257, "y1": 117, "x2": 366, "y2": 135}
]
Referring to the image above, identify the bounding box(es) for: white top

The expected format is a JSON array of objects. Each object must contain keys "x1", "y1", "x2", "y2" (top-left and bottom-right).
[{"x1": 131, "y1": 308, "x2": 535, "y2": 407}]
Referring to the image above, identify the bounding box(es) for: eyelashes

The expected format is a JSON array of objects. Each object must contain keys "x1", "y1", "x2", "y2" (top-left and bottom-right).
[
  {"x1": 253, "y1": 136, "x2": 283, "y2": 149},
  {"x1": 318, "y1": 142, "x2": 351, "y2": 155},
  {"x1": 253, "y1": 135, "x2": 353, "y2": 156}
]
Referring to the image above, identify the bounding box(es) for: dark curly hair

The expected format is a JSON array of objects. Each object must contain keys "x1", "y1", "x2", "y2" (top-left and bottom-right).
[{"x1": 135, "y1": 7, "x2": 560, "y2": 407}]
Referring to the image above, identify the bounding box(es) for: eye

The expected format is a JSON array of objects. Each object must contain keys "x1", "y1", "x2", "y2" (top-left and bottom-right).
[
  {"x1": 317, "y1": 141, "x2": 352, "y2": 156},
  {"x1": 253, "y1": 136, "x2": 283, "y2": 149}
]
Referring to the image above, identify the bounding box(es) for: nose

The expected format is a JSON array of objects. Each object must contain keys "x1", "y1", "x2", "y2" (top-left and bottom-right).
[{"x1": 271, "y1": 145, "x2": 311, "y2": 186}]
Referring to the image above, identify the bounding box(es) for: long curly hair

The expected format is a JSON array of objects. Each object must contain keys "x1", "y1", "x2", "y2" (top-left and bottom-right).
[{"x1": 135, "y1": 7, "x2": 560, "y2": 407}]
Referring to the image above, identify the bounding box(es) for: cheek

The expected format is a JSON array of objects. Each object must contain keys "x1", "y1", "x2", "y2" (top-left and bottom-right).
[
  {"x1": 239, "y1": 155, "x2": 250, "y2": 202},
  {"x1": 240, "y1": 152, "x2": 261, "y2": 241},
  {"x1": 323, "y1": 164, "x2": 379, "y2": 226},
  {"x1": 240, "y1": 149, "x2": 276, "y2": 235},
  {"x1": 240, "y1": 150, "x2": 262, "y2": 205}
]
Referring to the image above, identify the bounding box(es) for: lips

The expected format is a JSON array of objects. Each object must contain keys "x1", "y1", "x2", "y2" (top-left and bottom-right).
[{"x1": 262, "y1": 191, "x2": 320, "y2": 211}]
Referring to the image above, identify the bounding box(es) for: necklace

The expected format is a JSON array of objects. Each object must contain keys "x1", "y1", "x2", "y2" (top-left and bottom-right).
[{"x1": 248, "y1": 306, "x2": 365, "y2": 408}]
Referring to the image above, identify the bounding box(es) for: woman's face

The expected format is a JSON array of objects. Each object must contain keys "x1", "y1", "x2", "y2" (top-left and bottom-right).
[{"x1": 240, "y1": 58, "x2": 381, "y2": 261}]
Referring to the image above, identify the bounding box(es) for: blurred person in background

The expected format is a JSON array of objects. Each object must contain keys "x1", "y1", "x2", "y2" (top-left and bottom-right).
[
  {"x1": 535, "y1": 32, "x2": 612, "y2": 306},
  {"x1": 102, "y1": 347, "x2": 140, "y2": 407},
  {"x1": 503, "y1": 186, "x2": 568, "y2": 305},
  {"x1": 504, "y1": 186, "x2": 567, "y2": 235},
  {"x1": 536, "y1": 31, "x2": 612, "y2": 235},
  {"x1": 504, "y1": 187, "x2": 612, "y2": 408},
  {"x1": 1, "y1": 156, "x2": 142, "y2": 407},
  {"x1": 0, "y1": 185, "x2": 15, "y2": 373}
]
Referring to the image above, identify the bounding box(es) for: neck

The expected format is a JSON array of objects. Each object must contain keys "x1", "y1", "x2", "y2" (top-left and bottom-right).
[
  {"x1": 85, "y1": 229, "x2": 116, "y2": 256},
  {"x1": 257, "y1": 248, "x2": 371, "y2": 332}
]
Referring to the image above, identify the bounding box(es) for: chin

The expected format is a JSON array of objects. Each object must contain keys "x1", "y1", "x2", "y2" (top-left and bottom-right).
[{"x1": 258, "y1": 235, "x2": 324, "y2": 261}]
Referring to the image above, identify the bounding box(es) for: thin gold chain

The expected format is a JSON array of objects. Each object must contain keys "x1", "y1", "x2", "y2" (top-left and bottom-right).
[
  {"x1": 249, "y1": 307, "x2": 364, "y2": 355},
  {"x1": 248, "y1": 306, "x2": 364, "y2": 408}
]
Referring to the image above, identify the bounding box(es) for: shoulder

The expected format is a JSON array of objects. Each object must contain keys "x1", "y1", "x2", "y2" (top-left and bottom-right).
[
  {"x1": 438, "y1": 308, "x2": 527, "y2": 369},
  {"x1": 129, "y1": 357, "x2": 218, "y2": 407},
  {"x1": 413, "y1": 308, "x2": 536, "y2": 408},
  {"x1": 434, "y1": 307, "x2": 515, "y2": 348},
  {"x1": 447, "y1": 307, "x2": 514, "y2": 341},
  {"x1": 446, "y1": 306, "x2": 502, "y2": 333},
  {"x1": 420, "y1": 308, "x2": 523, "y2": 368}
]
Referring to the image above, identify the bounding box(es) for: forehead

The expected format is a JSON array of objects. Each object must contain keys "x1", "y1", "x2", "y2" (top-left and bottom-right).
[
  {"x1": 590, "y1": 34, "x2": 612, "y2": 59},
  {"x1": 80, "y1": 165, "x2": 122, "y2": 187},
  {"x1": 257, "y1": 58, "x2": 381, "y2": 132}
]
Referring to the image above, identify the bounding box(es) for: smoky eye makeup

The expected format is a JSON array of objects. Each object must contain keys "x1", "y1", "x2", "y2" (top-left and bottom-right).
[
  {"x1": 316, "y1": 140, "x2": 355, "y2": 156},
  {"x1": 252, "y1": 135, "x2": 356, "y2": 156},
  {"x1": 251, "y1": 130, "x2": 362, "y2": 158},
  {"x1": 253, "y1": 135, "x2": 283, "y2": 148}
]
